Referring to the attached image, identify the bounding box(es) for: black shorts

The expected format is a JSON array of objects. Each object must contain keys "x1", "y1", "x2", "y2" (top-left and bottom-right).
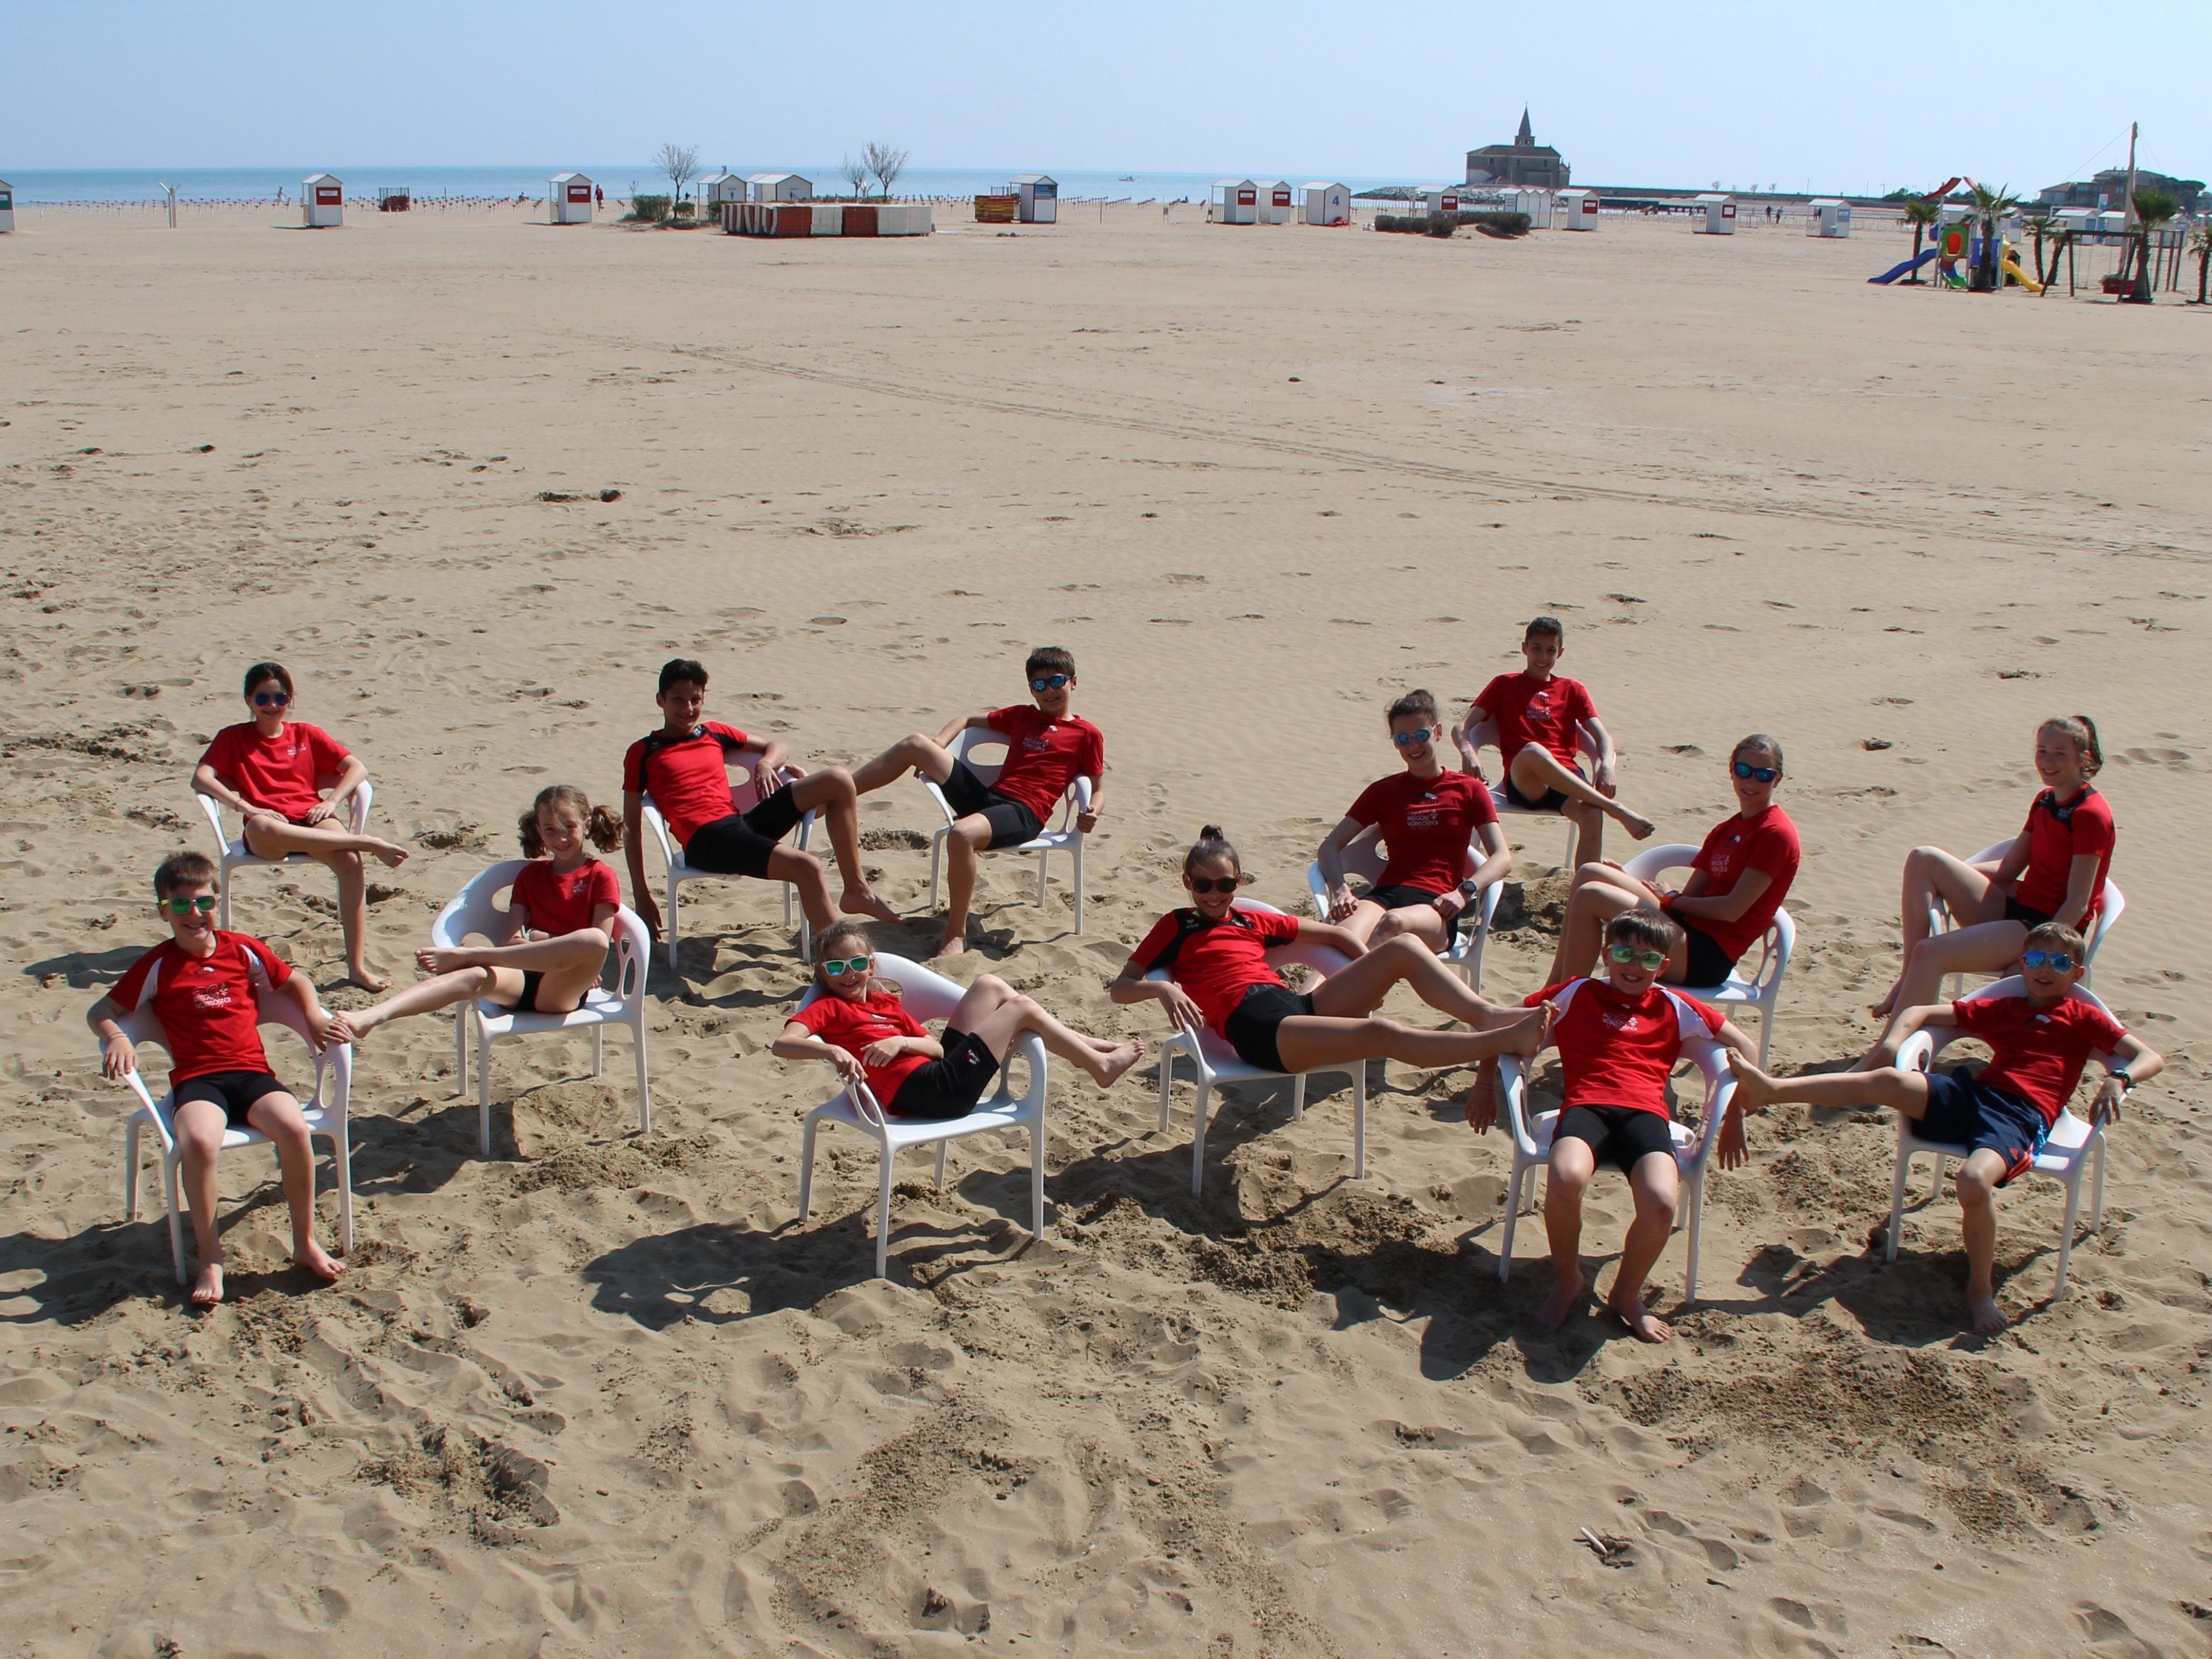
[
  {"x1": 1223, "y1": 983, "x2": 1315, "y2": 1073},
  {"x1": 1366, "y1": 883, "x2": 1463, "y2": 940},
  {"x1": 512, "y1": 971, "x2": 561, "y2": 1015},
  {"x1": 2003, "y1": 897, "x2": 2055, "y2": 929},
  {"x1": 1553, "y1": 1103, "x2": 1678, "y2": 1172},
  {"x1": 174, "y1": 1070, "x2": 288, "y2": 1128},
  {"x1": 939, "y1": 760, "x2": 1046, "y2": 850},
  {"x1": 683, "y1": 784, "x2": 806, "y2": 879},
  {"x1": 1916, "y1": 1069, "x2": 2047, "y2": 1186},
  {"x1": 885, "y1": 1030, "x2": 1000, "y2": 1120},
  {"x1": 1502, "y1": 762, "x2": 1587, "y2": 815},
  {"x1": 1677, "y1": 919, "x2": 1739, "y2": 988}
]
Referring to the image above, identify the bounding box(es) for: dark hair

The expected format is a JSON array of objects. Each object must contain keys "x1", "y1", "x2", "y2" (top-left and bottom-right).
[
  {"x1": 1387, "y1": 689, "x2": 1439, "y2": 726},
  {"x1": 519, "y1": 784, "x2": 623, "y2": 857},
  {"x1": 2022, "y1": 920, "x2": 2089, "y2": 962},
  {"x1": 1731, "y1": 732, "x2": 1785, "y2": 771},
  {"x1": 154, "y1": 849, "x2": 218, "y2": 898},
  {"x1": 1607, "y1": 908, "x2": 1680, "y2": 956},
  {"x1": 242, "y1": 661, "x2": 293, "y2": 700},
  {"x1": 1524, "y1": 615, "x2": 1565, "y2": 643},
  {"x1": 1185, "y1": 824, "x2": 1242, "y2": 877},
  {"x1": 1025, "y1": 645, "x2": 1076, "y2": 680},
  {"x1": 2041, "y1": 714, "x2": 2103, "y2": 778},
  {"x1": 658, "y1": 658, "x2": 708, "y2": 696}
]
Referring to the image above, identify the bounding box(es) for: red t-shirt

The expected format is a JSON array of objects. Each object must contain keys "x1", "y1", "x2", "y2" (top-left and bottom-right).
[
  {"x1": 511, "y1": 858, "x2": 620, "y2": 937},
  {"x1": 1523, "y1": 977, "x2": 1725, "y2": 1119},
  {"x1": 1476, "y1": 672, "x2": 1597, "y2": 771},
  {"x1": 198, "y1": 722, "x2": 351, "y2": 821},
  {"x1": 109, "y1": 932, "x2": 292, "y2": 1084},
  {"x1": 1671, "y1": 806, "x2": 1801, "y2": 963},
  {"x1": 1347, "y1": 769, "x2": 1499, "y2": 895},
  {"x1": 622, "y1": 722, "x2": 753, "y2": 848},
  {"x1": 791, "y1": 990, "x2": 934, "y2": 1107},
  {"x1": 2014, "y1": 786, "x2": 2114, "y2": 922},
  {"x1": 984, "y1": 705, "x2": 1104, "y2": 823},
  {"x1": 1128, "y1": 906, "x2": 1301, "y2": 1038},
  {"x1": 1953, "y1": 992, "x2": 2128, "y2": 1128}
]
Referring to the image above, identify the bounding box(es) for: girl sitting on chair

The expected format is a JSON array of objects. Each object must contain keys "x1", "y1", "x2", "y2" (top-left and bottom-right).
[
  {"x1": 1544, "y1": 734, "x2": 1799, "y2": 988},
  {"x1": 330, "y1": 785, "x2": 623, "y2": 1042},
  {"x1": 773, "y1": 920, "x2": 1144, "y2": 1118},
  {"x1": 192, "y1": 662, "x2": 413, "y2": 990},
  {"x1": 1869, "y1": 716, "x2": 2113, "y2": 1024},
  {"x1": 1109, "y1": 826, "x2": 1549, "y2": 1099}
]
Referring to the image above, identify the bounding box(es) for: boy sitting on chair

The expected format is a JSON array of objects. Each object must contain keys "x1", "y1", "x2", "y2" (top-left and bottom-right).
[
  {"x1": 621, "y1": 658, "x2": 899, "y2": 943},
  {"x1": 1471, "y1": 909, "x2": 1755, "y2": 1343},
  {"x1": 1727, "y1": 922, "x2": 2161, "y2": 1333},
  {"x1": 87, "y1": 850, "x2": 347, "y2": 1309},
  {"x1": 852, "y1": 646, "x2": 1103, "y2": 957}
]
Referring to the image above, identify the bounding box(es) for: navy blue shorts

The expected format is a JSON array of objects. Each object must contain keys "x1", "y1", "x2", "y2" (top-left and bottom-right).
[
  {"x1": 1916, "y1": 1069, "x2": 2047, "y2": 1185},
  {"x1": 939, "y1": 760, "x2": 1046, "y2": 850},
  {"x1": 1365, "y1": 883, "x2": 1464, "y2": 940}
]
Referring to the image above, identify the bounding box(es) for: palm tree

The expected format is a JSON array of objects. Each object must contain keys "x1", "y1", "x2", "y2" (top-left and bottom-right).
[
  {"x1": 1902, "y1": 197, "x2": 1940, "y2": 281},
  {"x1": 2191, "y1": 217, "x2": 2212, "y2": 305},
  {"x1": 2129, "y1": 188, "x2": 2179, "y2": 303},
  {"x1": 2022, "y1": 213, "x2": 2058, "y2": 287},
  {"x1": 1967, "y1": 182, "x2": 2021, "y2": 292}
]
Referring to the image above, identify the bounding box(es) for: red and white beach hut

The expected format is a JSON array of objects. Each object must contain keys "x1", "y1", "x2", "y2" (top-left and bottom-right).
[
  {"x1": 550, "y1": 171, "x2": 595, "y2": 225},
  {"x1": 1693, "y1": 192, "x2": 1736, "y2": 234},
  {"x1": 1207, "y1": 179, "x2": 1258, "y2": 224},
  {"x1": 1254, "y1": 179, "x2": 1294, "y2": 224},
  {"x1": 1556, "y1": 187, "x2": 1598, "y2": 230},
  {"x1": 302, "y1": 173, "x2": 344, "y2": 228}
]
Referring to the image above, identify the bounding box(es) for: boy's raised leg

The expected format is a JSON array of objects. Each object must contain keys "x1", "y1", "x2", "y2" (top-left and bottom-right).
[
  {"x1": 850, "y1": 733, "x2": 956, "y2": 798},
  {"x1": 1505, "y1": 748, "x2": 1654, "y2": 853}
]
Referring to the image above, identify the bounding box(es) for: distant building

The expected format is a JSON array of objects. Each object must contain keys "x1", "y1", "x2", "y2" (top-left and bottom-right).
[
  {"x1": 2038, "y1": 168, "x2": 2203, "y2": 213},
  {"x1": 1465, "y1": 109, "x2": 1570, "y2": 190}
]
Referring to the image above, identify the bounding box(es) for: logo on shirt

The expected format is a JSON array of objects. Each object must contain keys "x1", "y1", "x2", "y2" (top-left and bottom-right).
[
  {"x1": 1601, "y1": 1008, "x2": 1640, "y2": 1032},
  {"x1": 1405, "y1": 805, "x2": 1442, "y2": 829},
  {"x1": 1022, "y1": 731, "x2": 1055, "y2": 753}
]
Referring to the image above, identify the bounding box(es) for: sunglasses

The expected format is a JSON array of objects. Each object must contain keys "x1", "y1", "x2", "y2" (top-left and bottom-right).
[
  {"x1": 252, "y1": 691, "x2": 291, "y2": 708},
  {"x1": 1733, "y1": 761, "x2": 1779, "y2": 783},
  {"x1": 1608, "y1": 944, "x2": 1668, "y2": 969},
  {"x1": 163, "y1": 894, "x2": 219, "y2": 915},
  {"x1": 2020, "y1": 949, "x2": 2078, "y2": 973},
  {"x1": 820, "y1": 956, "x2": 872, "y2": 977},
  {"x1": 1186, "y1": 876, "x2": 1240, "y2": 895},
  {"x1": 1029, "y1": 674, "x2": 1071, "y2": 692},
  {"x1": 1392, "y1": 727, "x2": 1437, "y2": 748}
]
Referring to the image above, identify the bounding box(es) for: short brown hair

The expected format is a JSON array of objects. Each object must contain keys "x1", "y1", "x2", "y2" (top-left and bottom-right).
[
  {"x1": 2022, "y1": 920, "x2": 2087, "y2": 962},
  {"x1": 1026, "y1": 646, "x2": 1076, "y2": 680},
  {"x1": 1606, "y1": 908, "x2": 1680, "y2": 956},
  {"x1": 1524, "y1": 615, "x2": 1565, "y2": 643},
  {"x1": 154, "y1": 849, "x2": 217, "y2": 898},
  {"x1": 1386, "y1": 689, "x2": 1438, "y2": 726}
]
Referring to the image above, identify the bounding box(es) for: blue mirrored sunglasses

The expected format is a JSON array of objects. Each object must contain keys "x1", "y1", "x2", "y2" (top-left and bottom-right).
[
  {"x1": 1733, "y1": 761, "x2": 1778, "y2": 783},
  {"x1": 1392, "y1": 727, "x2": 1437, "y2": 747},
  {"x1": 1030, "y1": 674, "x2": 1070, "y2": 691},
  {"x1": 2020, "y1": 948, "x2": 2077, "y2": 973}
]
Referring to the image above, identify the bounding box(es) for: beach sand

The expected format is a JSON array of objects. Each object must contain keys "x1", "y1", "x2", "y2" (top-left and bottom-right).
[{"x1": 3, "y1": 203, "x2": 2210, "y2": 1655}]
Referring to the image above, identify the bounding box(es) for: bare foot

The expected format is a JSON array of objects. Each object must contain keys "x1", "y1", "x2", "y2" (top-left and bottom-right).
[
  {"x1": 324, "y1": 1011, "x2": 363, "y2": 1045},
  {"x1": 1539, "y1": 1268, "x2": 1587, "y2": 1330},
  {"x1": 1614, "y1": 808, "x2": 1656, "y2": 841},
  {"x1": 1091, "y1": 1038, "x2": 1145, "y2": 1088},
  {"x1": 933, "y1": 932, "x2": 970, "y2": 959},
  {"x1": 189, "y1": 1257, "x2": 225, "y2": 1309},
  {"x1": 1869, "y1": 985, "x2": 1900, "y2": 1020},
  {"x1": 371, "y1": 841, "x2": 410, "y2": 869},
  {"x1": 1968, "y1": 1293, "x2": 2008, "y2": 1334},
  {"x1": 1725, "y1": 1050, "x2": 1776, "y2": 1110},
  {"x1": 1607, "y1": 1290, "x2": 1673, "y2": 1343},
  {"x1": 1512, "y1": 1001, "x2": 1556, "y2": 1059},
  {"x1": 296, "y1": 1239, "x2": 344, "y2": 1282},
  {"x1": 841, "y1": 887, "x2": 902, "y2": 926},
  {"x1": 414, "y1": 946, "x2": 470, "y2": 976},
  {"x1": 1465, "y1": 1056, "x2": 1499, "y2": 1132},
  {"x1": 347, "y1": 968, "x2": 390, "y2": 993}
]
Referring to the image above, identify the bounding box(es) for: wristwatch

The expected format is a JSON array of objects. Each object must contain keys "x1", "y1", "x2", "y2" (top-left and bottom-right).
[
  {"x1": 2112, "y1": 1066, "x2": 2133, "y2": 1093},
  {"x1": 1457, "y1": 878, "x2": 1481, "y2": 899}
]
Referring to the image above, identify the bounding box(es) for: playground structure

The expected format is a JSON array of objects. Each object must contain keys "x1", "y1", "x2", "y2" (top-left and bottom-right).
[{"x1": 1866, "y1": 174, "x2": 2046, "y2": 294}]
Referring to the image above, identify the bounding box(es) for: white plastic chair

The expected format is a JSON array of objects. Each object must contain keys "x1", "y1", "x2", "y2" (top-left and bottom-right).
[
  {"x1": 1622, "y1": 842, "x2": 1796, "y2": 1068},
  {"x1": 1886, "y1": 976, "x2": 2119, "y2": 1299},
  {"x1": 1495, "y1": 1019, "x2": 1738, "y2": 1303},
  {"x1": 430, "y1": 859, "x2": 653, "y2": 1157},
  {"x1": 794, "y1": 952, "x2": 1048, "y2": 1279},
  {"x1": 1463, "y1": 716, "x2": 1602, "y2": 871},
  {"x1": 1926, "y1": 837, "x2": 2125, "y2": 995},
  {"x1": 1306, "y1": 824, "x2": 1501, "y2": 993},
  {"x1": 640, "y1": 761, "x2": 817, "y2": 970},
  {"x1": 111, "y1": 979, "x2": 354, "y2": 1284},
  {"x1": 922, "y1": 728, "x2": 1090, "y2": 936},
  {"x1": 1148, "y1": 898, "x2": 1366, "y2": 1197},
  {"x1": 193, "y1": 779, "x2": 374, "y2": 930}
]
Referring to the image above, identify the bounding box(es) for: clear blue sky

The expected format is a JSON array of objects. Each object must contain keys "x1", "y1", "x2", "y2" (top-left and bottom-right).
[{"x1": 9, "y1": 0, "x2": 2208, "y2": 193}]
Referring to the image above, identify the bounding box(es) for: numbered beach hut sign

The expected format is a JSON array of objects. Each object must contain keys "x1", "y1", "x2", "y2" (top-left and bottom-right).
[
  {"x1": 302, "y1": 173, "x2": 344, "y2": 228},
  {"x1": 1298, "y1": 181, "x2": 1349, "y2": 226}
]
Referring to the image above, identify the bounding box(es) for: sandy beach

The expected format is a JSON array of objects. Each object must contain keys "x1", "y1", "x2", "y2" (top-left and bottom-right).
[{"x1": 4, "y1": 202, "x2": 2211, "y2": 1655}]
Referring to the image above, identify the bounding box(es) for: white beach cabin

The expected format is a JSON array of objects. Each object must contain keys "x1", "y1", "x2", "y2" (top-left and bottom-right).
[
  {"x1": 1207, "y1": 179, "x2": 1258, "y2": 224},
  {"x1": 1512, "y1": 186, "x2": 1553, "y2": 228},
  {"x1": 0, "y1": 179, "x2": 13, "y2": 234},
  {"x1": 1807, "y1": 197, "x2": 1852, "y2": 237},
  {"x1": 749, "y1": 173, "x2": 812, "y2": 203},
  {"x1": 549, "y1": 171, "x2": 595, "y2": 225},
  {"x1": 1556, "y1": 187, "x2": 1598, "y2": 230},
  {"x1": 302, "y1": 173, "x2": 344, "y2": 228},
  {"x1": 2053, "y1": 207, "x2": 2094, "y2": 245},
  {"x1": 1253, "y1": 179, "x2": 1294, "y2": 224},
  {"x1": 2091, "y1": 208, "x2": 2127, "y2": 240},
  {"x1": 699, "y1": 171, "x2": 746, "y2": 210},
  {"x1": 1416, "y1": 185, "x2": 1462, "y2": 216},
  {"x1": 1297, "y1": 181, "x2": 1350, "y2": 226},
  {"x1": 1012, "y1": 174, "x2": 1058, "y2": 222},
  {"x1": 1693, "y1": 192, "x2": 1737, "y2": 234}
]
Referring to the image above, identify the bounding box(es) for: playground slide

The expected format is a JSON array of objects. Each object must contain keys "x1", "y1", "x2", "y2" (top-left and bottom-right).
[
  {"x1": 2001, "y1": 254, "x2": 2044, "y2": 294},
  {"x1": 1869, "y1": 249, "x2": 1939, "y2": 284}
]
